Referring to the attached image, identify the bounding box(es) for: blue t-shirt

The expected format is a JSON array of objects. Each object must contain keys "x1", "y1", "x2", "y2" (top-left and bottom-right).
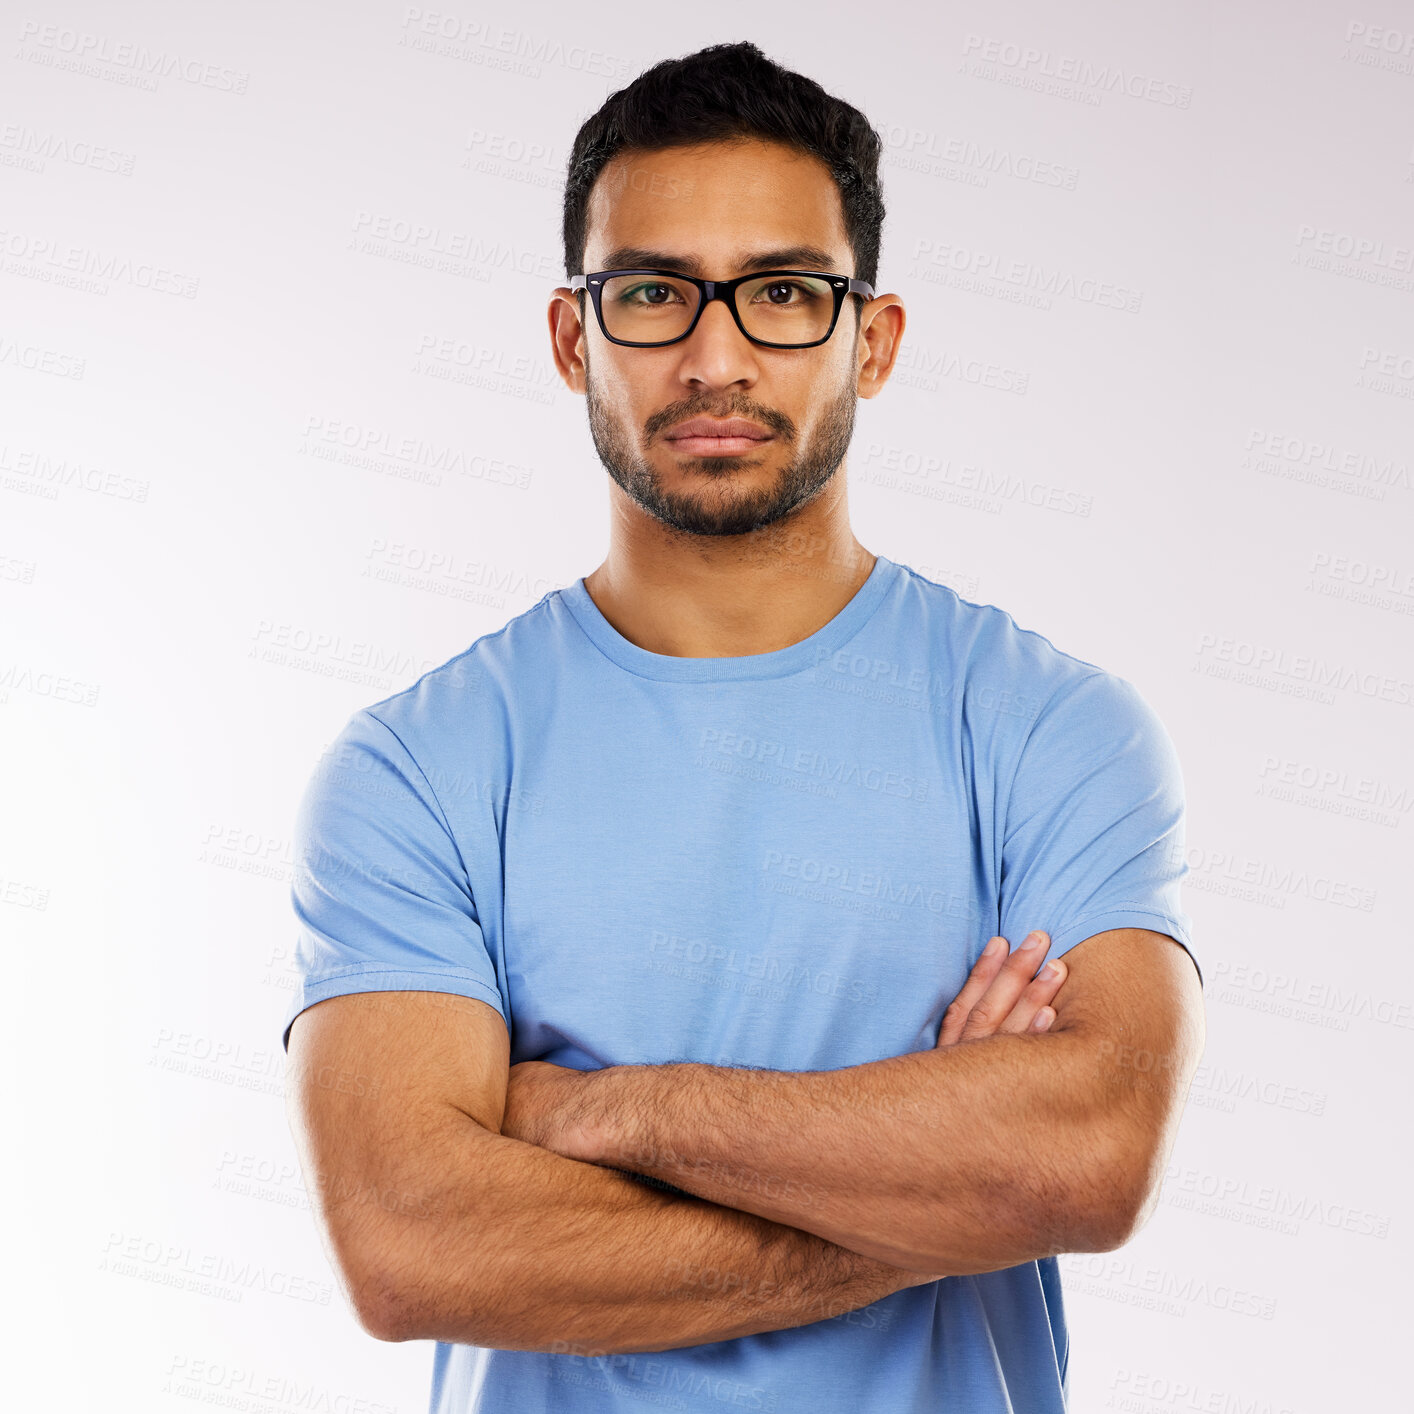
[{"x1": 281, "y1": 552, "x2": 1198, "y2": 1414}]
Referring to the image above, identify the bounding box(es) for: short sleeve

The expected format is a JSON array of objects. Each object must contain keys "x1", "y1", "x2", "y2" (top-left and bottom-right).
[
  {"x1": 997, "y1": 671, "x2": 1200, "y2": 987},
  {"x1": 280, "y1": 708, "x2": 507, "y2": 1051}
]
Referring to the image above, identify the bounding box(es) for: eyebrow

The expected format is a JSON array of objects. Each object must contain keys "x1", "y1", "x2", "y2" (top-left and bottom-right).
[{"x1": 597, "y1": 245, "x2": 843, "y2": 277}]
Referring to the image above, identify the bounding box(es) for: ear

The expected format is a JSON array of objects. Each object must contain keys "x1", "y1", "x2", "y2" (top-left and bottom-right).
[
  {"x1": 549, "y1": 288, "x2": 588, "y2": 393},
  {"x1": 856, "y1": 295, "x2": 906, "y2": 400}
]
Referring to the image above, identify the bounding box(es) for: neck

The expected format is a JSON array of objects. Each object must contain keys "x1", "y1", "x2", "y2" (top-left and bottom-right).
[{"x1": 583, "y1": 482, "x2": 875, "y2": 660}]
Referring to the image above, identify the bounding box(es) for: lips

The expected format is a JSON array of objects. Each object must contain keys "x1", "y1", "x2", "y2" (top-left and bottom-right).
[{"x1": 666, "y1": 417, "x2": 772, "y2": 441}]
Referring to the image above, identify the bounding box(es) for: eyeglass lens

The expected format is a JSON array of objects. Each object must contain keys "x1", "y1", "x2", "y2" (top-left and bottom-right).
[{"x1": 598, "y1": 273, "x2": 836, "y2": 345}]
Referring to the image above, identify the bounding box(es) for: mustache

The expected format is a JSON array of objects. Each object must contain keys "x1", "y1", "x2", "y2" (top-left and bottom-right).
[{"x1": 644, "y1": 404, "x2": 793, "y2": 440}]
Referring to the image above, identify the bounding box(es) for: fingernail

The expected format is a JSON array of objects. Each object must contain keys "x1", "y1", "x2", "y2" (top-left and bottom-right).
[
  {"x1": 1022, "y1": 931, "x2": 1046, "y2": 950},
  {"x1": 984, "y1": 937, "x2": 1005, "y2": 958},
  {"x1": 1031, "y1": 1008, "x2": 1054, "y2": 1031},
  {"x1": 1041, "y1": 961, "x2": 1062, "y2": 980}
]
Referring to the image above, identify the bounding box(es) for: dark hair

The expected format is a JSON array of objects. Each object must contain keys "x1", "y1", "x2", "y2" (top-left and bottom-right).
[{"x1": 562, "y1": 41, "x2": 886, "y2": 300}]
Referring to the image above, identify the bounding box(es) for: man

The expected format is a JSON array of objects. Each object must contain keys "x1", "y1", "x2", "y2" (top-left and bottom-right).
[{"x1": 282, "y1": 40, "x2": 1205, "y2": 1414}]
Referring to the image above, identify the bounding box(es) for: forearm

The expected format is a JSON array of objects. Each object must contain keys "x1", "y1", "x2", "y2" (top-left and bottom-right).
[
  {"x1": 383, "y1": 1113, "x2": 933, "y2": 1352},
  {"x1": 571, "y1": 1029, "x2": 1121, "y2": 1274}
]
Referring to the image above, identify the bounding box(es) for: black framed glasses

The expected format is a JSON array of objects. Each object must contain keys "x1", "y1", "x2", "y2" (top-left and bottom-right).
[{"x1": 568, "y1": 268, "x2": 875, "y2": 349}]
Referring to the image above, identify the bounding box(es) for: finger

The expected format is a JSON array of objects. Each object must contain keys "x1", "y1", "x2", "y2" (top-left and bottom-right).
[
  {"x1": 996, "y1": 954, "x2": 1067, "y2": 1035},
  {"x1": 937, "y1": 937, "x2": 1010, "y2": 1047},
  {"x1": 956, "y1": 930, "x2": 1054, "y2": 1042}
]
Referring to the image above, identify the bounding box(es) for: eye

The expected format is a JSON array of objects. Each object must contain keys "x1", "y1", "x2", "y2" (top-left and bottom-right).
[
  {"x1": 750, "y1": 280, "x2": 820, "y2": 306},
  {"x1": 618, "y1": 282, "x2": 685, "y2": 306}
]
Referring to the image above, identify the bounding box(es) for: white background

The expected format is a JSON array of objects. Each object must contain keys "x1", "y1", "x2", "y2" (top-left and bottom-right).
[{"x1": 4, "y1": 2, "x2": 1411, "y2": 1410}]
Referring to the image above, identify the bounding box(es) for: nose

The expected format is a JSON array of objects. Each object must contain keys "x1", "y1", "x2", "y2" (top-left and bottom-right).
[{"x1": 676, "y1": 296, "x2": 760, "y2": 388}]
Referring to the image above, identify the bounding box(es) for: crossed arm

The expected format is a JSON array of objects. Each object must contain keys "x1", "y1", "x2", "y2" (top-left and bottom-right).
[
  {"x1": 289, "y1": 924, "x2": 1203, "y2": 1349},
  {"x1": 501, "y1": 926, "x2": 1206, "y2": 1275}
]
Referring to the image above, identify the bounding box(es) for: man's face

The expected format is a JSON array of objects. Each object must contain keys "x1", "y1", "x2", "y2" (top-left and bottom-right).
[{"x1": 570, "y1": 139, "x2": 868, "y2": 539}]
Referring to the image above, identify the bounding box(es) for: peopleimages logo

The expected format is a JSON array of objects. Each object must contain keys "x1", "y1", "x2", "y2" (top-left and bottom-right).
[
  {"x1": 1167, "y1": 840, "x2": 1377, "y2": 911},
  {"x1": 959, "y1": 33, "x2": 1194, "y2": 107},
  {"x1": 1193, "y1": 632, "x2": 1414, "y2": 707},
  {"x1": 396, "y1": 9, "x2": 633, "y2": 80},
  {"x1": 696, "y1": 727, "x2": 929, "y2": 802},
  {"x1": 760, "y1": 850, "x2": 981, "y2": 920},
  {"x1": 15, "y1": 21, "x2": 250, "y2": 93}
]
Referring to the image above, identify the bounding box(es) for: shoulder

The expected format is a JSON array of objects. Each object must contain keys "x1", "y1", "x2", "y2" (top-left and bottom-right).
[
  {"x1": 887, "y1": 560, "x2": 1181, "y2": 794},
  {"x1": 351, "y1": 585, "x2": 570, "y2": 752},
  {"x1": 890, "y1": 558, "x2": 1128, "y2": 729}
]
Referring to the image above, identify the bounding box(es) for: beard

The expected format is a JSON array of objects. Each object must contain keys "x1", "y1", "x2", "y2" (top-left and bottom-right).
[{"x1": 583, "y1": 351, "x2": 858, "y2": 539}]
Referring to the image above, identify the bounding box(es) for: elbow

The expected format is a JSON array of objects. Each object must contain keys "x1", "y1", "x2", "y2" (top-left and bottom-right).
[
  {"x1": 361, "y1": 1305, "x2": 410, "y2": 1344},
  {"x1": 351, "y1": 1267, "x2": 422, "y2": 1343},
  {"x1": 335, "y1": 1229, "x2": 451, "y2": 1344},
  {"x1": 1070, "y1": 1193, "x2": 1144, "y2": 1255},
  {"x1": 353, "y1": 1257, "x2": 503, "y2": 1346},
  {"x1": 1103, "y1": 1165, "x2": 1165, "y2": 1251},
  {"x1": 1067, "y1": 1133, "x2": 1157, "y2": 1254},
  {"x1": 317, "y1": 1216, "x2": 420, "y2": 1341}
]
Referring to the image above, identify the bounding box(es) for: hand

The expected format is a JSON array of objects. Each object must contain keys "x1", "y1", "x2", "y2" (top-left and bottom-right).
[
  {"x1": 499, "y1": 1059, "x2": 597, "y2": 1161},
  {"x1": 936, "y1": 931, "x2": 1066, "y2": 1048}
]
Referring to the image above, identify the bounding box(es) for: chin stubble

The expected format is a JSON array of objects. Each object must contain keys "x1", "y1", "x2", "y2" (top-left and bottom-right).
[{"x1": 583, "y1": 357, "x2": 858, "y2": 539}]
